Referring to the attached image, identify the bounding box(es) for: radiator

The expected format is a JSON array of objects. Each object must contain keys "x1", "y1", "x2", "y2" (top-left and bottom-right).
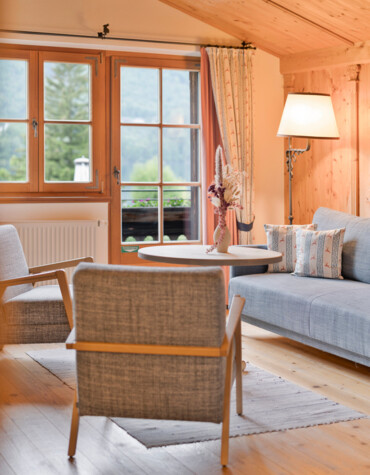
[{"x1": 5, "y1": 220, "x2": 98, "y2": 285}]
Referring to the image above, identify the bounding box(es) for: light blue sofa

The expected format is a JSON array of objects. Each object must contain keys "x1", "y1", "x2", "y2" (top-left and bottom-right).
[{"x1": 229, "y1": 208, "x2": 370, "y2": 367}]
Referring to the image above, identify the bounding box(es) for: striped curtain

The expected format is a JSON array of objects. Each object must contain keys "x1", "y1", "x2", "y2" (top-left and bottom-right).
[{"x1": 206, "y1": 47, "x2": 254, "y2": 244}]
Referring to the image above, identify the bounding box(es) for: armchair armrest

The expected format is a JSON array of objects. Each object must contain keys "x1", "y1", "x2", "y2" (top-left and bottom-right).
[
  {"x1": 0, "y1": 269, "x2": 74, "y2": 329},
  {"x1": 0, "y1": 270, "x2": 60, "y2": 290},
  {"x1": 224, "y1": 295, "x2": 245, "y2": 353},
  {"x1": 230, "y1": 244, "x2": 268, "y2": 278},
  {"x1": 29, "y1": 256, "x2": 94, "y2": 274}
]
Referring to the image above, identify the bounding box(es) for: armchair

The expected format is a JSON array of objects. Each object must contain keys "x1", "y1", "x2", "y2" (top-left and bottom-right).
[
  {"x1": 0, "y1": 224, "x2": 93, "y2": 347},
  {"x1": 66, "y1": 263, "x2": 245, "y2": 466}
]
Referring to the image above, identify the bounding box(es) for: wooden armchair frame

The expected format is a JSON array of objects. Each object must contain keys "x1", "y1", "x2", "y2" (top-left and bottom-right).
[
  {"x1": 66, "y1": 294, "x2": 245, "y2": 467},
  {"x1": 0, "y1": 257, "x2": 94, "y2": 329}
]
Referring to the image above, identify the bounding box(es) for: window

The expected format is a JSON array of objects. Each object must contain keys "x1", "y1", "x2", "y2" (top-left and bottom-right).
[
  {"x1": 0, "y1": 48, "x2": 105, "y2": 195},
  {"x1": 113, "y1": 60, "x2": 201, "y2": 245}
]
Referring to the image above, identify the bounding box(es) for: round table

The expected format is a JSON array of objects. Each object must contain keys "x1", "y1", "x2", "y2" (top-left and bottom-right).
[{"x1": 138, "y1": 244, "x2": 282, "y2": 267}]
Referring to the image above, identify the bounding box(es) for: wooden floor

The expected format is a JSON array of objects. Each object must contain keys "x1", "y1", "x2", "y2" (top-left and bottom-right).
[{"x1": 0, "y1": 323, "x2": 369, "y2": 475}]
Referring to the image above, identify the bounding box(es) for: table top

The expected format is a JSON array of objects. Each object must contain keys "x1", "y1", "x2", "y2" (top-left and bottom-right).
[{"x1": 138, "y1": 244, "x2": 282, "y2": 267}]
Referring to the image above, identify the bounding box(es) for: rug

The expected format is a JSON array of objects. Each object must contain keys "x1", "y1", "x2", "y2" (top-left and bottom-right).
[{"x1": 27, "y1": 348, "x2": 367, "y2": 448}]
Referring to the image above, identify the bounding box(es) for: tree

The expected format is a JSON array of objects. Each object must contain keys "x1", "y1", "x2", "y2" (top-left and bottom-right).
[
  {"x1": 0, "y1": 60, "x2": 27, "y2": 181},
  {"x1": 44, "y1": 62, "x2": 90, "y2": 181}
]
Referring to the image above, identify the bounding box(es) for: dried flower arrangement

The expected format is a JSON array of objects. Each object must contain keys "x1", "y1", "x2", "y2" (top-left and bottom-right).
[{"x1": 207, "y1": 146, "x2": 244, "y2": 253}]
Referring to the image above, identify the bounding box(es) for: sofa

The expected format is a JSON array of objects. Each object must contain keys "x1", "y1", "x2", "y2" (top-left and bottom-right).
[{"x1": 229, "y1": 207, "x2": 370, "y2": 367}]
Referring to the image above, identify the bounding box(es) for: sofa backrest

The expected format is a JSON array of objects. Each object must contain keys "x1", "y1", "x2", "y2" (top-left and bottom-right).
[{"x1": 313, "y1": 207, "x2": 370, "y2": 284}]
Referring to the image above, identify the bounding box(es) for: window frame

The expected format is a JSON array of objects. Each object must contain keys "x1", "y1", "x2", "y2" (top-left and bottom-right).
[
  {"x1": 0, "y1": 49, "x2": 38, "y2": 193},
  {"x1": 110, "y1": 53, "x2": 202, "y2": 248},
  {"x1": 0, "y1": 46, "x2": 107, "y2": 198}
]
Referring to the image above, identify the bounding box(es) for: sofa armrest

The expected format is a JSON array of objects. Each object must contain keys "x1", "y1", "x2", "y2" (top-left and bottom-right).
[{"x1": 230, "y1": 245, "x2": 268, "y2": 278}]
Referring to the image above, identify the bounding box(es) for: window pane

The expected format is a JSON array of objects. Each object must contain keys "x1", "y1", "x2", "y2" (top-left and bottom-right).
[
  {"x1": 44, "y1": 62, "x2": 90, "y2": 121},
  {"x1": 163, "y1": 70, "x2": 199, "y2": 124},
  {"x1": 0, "y1": 122, "x2": 27, "y2": 182},
  {"x1": 163, "y1": 186, "x2": 199, "y2": 241},
  {"x1": 121, "y1": 186, "x2": 159, "y2": 243},
  {"x1": 44, "y1": 123, "x2": 90, "y2": 182},
  {"x1": 0, "y1": 59, "x2": 27, "y2": 119},
  {"x1": 163, "y1": 128, "x2": 199, "y2": 182},
  {"x1": 121, "y1": 126, "x2": 159, "y2": 182},
  {"x1": 121, "y1": 67, "x2": 159, "y2": 124}
]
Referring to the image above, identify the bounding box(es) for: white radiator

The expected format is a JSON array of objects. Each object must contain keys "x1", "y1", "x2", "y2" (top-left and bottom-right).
[{"x1": 5, "y1": 220, "x2": 99, "y2": 285}]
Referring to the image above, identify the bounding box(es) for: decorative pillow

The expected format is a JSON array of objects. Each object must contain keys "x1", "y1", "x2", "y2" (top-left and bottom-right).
[
  {"x1": 264, "y1": 224, "x2": 317, "y2": 273},
  {"x1": 294, "y1": 228, "x2": 345, "y2": 279}
]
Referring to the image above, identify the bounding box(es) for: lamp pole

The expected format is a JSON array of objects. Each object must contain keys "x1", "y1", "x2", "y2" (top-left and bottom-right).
[{"x1": 285, "y1": 137, "x2": 311, "y2": 225}]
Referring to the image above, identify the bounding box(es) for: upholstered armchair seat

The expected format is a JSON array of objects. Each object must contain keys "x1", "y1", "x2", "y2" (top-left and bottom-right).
[{"x1": 4, "y1": 285, "x2": 73, "y2": 326}]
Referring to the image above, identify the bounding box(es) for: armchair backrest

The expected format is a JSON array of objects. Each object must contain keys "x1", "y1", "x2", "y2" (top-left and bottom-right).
[
  {"x1": 73, "y1": 263, "x2": 226, "y2": 423},
  {"x1": 0, "y1": 225, "x2": 32, "y2": 303}
]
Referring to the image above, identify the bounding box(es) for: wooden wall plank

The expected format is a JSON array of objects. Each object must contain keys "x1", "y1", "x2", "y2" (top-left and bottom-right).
[
  {"x1": 359, "y1": 64, "x2": 370, "y2": 217},
  {"x1": 280, "y1": 41, "x2": 370, "y2": 74}
]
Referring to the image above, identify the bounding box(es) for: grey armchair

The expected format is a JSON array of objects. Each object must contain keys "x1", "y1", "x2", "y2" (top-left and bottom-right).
[
  {"x1": 0, "y1": 224, "x2": 93, "y2": 347},
  {"x1": 66, "y1": 263, "x2": 245, "y2": 466}
]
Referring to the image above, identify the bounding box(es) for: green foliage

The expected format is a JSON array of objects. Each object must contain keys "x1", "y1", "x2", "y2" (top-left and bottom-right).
[
  {"x1": 177, "y1": 234, "x2": 188, "y2": 241},
  {"x1": 44, "y1": 63, "x2": 90, "y2": 182},
  {"x1": 125, "y1": 236, "x2": 137, "y2": 242},
  {"x1": 143, "y1": 235, "x2": 154, "y2": 241}
]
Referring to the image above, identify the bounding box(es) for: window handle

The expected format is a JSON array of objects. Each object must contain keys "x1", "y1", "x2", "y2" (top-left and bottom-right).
[
  {"x1": 32, "y1": 119, "x2": 38, "y2": 138},
  {"x1": 113, "y1": 166, "x2": 120, "y2": 185}
]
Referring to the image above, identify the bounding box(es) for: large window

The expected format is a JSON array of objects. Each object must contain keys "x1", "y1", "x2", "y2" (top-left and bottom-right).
[
  {"x1": 114, "y1": 61, "x2": 201, "y2": 245},
  {"x1": 0, "y1": 49, "x2": 105, "y2": 195}
]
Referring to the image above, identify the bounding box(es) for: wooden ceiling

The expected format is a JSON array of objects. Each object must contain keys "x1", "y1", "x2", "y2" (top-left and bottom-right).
[{"x1": 159, "y1": 0, "x2": 370, "y2": 57}]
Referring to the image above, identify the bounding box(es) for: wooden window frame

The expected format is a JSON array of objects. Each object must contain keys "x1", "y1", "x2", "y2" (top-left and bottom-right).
[
  {"x1": 110, "y1": 53, "x2": 202, "y2": 248},
  {"x1": 0, "y1": 46, "x2": 108, "y2": 200},
  {"x1": 0, "y1": 49, "x2": 38, "y2": 193}
]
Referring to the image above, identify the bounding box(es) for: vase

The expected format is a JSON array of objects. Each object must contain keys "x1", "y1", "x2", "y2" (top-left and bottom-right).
[{"x1": 213, "y1": 224, "x2": 231, "y2": 253}]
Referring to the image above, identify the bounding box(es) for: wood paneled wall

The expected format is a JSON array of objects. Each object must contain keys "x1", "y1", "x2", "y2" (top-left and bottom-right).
[{"x1": 282, "y1": 63, "x2": 369, "y2": 223}]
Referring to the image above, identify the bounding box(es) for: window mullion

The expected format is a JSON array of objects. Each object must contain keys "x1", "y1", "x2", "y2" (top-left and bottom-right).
[{"x1": 159, "y1": 68, "x2": 164, "y2": 242}]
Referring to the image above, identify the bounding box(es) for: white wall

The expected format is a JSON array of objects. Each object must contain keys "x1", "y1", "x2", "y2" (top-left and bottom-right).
[
  {"x1": 253, "y1": 49, "x2": 285, "y2": 243},
  {"x1": 0, "y1": 0, "x2": 285, "y2": 250},
  {"x1": 0, "y1": 0, "x2": 239, "y2": 54}
]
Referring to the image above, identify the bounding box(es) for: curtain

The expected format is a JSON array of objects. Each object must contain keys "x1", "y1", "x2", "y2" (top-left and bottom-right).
[
  {"x1": 200, "y1": 48, "x2": 223, "y2": 244},
  {"x1": 206, "y1": 47, "x2": 254, "y2": 245}
]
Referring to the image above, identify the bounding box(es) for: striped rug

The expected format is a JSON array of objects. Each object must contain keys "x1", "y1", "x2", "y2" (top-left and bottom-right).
[{"x1": 27, "y1": 348, "x2": 366, "y2": 448}]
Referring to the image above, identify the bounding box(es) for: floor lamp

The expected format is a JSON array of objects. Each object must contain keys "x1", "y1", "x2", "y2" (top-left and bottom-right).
[{"x1": 277, "y1": 93, "x2": 339, "y2": 224}]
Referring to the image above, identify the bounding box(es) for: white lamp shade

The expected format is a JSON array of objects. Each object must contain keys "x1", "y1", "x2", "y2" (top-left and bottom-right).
[{"x1": 277, "y1": 93, "x2": 339, "y2": 139}]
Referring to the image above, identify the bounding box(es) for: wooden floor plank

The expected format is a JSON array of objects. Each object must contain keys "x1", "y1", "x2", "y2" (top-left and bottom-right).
[{"x1": 1, "y1": 324, "x2": 369, "y2": 474}]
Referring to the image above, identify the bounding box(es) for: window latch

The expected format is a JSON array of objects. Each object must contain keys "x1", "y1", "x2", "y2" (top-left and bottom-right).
[
  {"x1": 32, "y1": 119, "x2": 38, "y2": 138},
  {"x1": 113, "y1": 166, "x2": 120, "y2": 185}
]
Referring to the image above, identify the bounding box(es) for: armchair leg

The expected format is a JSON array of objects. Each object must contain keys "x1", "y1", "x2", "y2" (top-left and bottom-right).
[
  {"x1": 56, "y1": 270, "x2": 74, "y2": 329},
  {"x1": 221, "y1": 350, "x2": 233, "y2": 467},
  {"x1": 235, "y1": 318, "x2": 243, "y2": 416},
  {"x1": 68, "y1": 391, "x2": 80, "y2": 457}
]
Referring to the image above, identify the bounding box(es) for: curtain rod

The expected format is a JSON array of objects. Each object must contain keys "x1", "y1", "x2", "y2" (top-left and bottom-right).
[{"x1": 0, "y1": 28, "x2": 255, "y2": 50}]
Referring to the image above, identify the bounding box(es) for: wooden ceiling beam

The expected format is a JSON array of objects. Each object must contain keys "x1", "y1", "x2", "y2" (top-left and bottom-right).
[{"x1": 280, "y1": 41, "x2": 370, "y2": 74}]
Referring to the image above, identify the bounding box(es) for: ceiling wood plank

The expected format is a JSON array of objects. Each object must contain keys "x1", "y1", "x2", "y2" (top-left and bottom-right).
[{"x1": 159, "y1": 0, "x2": 370, "y2": 57}]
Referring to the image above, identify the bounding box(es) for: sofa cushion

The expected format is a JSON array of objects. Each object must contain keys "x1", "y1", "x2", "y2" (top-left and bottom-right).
[
  {"x1": 229, "y1": 273, "x2": 369, "y2": 339},
  {"x1": 313, "y1": 207, "x2": 370, "y2": 284},
  {"x1": 309, "y1": 287, "x2": 370, "y2": 358},
  {"x1": 3, "y1": 285, "x2": 72, "y2": 326},
  {"x1": 294, "y1": 228, "x2": 345, "y2": 279},
  {"x1": 264, "y1": 223, "x2": 317, "y2": 273}
]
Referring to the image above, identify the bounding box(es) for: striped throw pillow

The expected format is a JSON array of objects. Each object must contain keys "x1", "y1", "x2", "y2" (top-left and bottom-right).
[
  {"x1": 264, "y1": 224, "x2": 317, "y2": 273},
  {"x1": 294, "y1": 228, "x2": 345, "y2": 279}
]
